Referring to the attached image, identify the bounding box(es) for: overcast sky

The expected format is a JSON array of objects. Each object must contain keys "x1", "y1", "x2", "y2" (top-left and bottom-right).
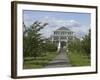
[{"x1": 23, "y1": 10, "x2": 91, "y2": 38}]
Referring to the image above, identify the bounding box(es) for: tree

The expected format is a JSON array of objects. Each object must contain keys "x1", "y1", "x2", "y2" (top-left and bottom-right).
[
  {"x1": 68, "y1": 29, "x2": 91, "y2": 56},
  {"x1": 82, "y1": 29, "x2": 91, "y2": 56},
  {"x1": 23, "y1": 21, "x2": 48, "y2": 58},
  {"x1": 68, "y1": 37, "x2": 82, "y2": 52},
  {"x1": 44, "y1": 42, "x2": 57, "y2": 52}
]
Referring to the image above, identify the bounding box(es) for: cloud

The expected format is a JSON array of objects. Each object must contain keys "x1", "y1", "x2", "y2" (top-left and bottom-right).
[
  {"x1": 38, "y1": 16, "x2": 90, "y2": 38},
  {"x1": 39, "y1": 16, "x2": 81, "y2": 28},
  {"x1": 24, "y1": 16, "x2": 90, "y2": 38}
]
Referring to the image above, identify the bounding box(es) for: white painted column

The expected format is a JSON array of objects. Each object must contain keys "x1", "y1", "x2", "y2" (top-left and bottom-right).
[
  {"x1": 57, "y1": 41, "x2": 61, "y2": 52},
  {"x1": 57, "y1": 36, "x2": 61, "y2": 52},
  {"x1": 51, "y1": 36, "x2": 54, "y2": 43}
]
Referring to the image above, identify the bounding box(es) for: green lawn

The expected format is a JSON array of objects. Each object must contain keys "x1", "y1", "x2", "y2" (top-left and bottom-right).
[
  {"x1": 23, "y1": 52, "x2": 58, "y2": 69},
  {"x1": 68, "y1": 51, "x2": 91, "y2": 66}
]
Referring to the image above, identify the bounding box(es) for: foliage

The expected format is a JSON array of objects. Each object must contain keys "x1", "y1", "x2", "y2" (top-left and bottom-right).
[
  {"x1": 42, "y1": 41, "x2": 57, "y2": 52},
  {"x1": 67, "y1": 29, "x2": 91, "y2": 66},
  {"x1": 68, "y1": 37, "x2": 82, "y2": 52},
  {"x1": 23, "y1": 21, "x2": 57, "y2": 59},
  {"x1": 68, "y1": 29, "x2": 91, "y2": 57},
  {"x1": 82, "y1": 29, "x2": 91, "y2": 55},
  {"x1": 68, "y1": 51, "x2": 90, "y2": 66},
  {"x1": 23, "y1": 21, "x2": 48, "y2": 58},
  {"x1": 23, "y1": 52, "x2": 57, "y2": 69}
]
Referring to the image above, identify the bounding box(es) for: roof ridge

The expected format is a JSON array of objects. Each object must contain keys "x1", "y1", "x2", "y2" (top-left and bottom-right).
[{"x1": 57, "y1": 26, "x2": 69, "y2": 30}]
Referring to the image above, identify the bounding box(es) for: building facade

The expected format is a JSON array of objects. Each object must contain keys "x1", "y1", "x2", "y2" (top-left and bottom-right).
[{"x1": 51, "y1": 27, "x2": 73, "y2": 52}]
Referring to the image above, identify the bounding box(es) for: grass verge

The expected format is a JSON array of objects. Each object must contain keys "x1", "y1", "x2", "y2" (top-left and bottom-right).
[
  {"x1": 68, "y1": 51, "x2": 90, "y2": 66},
  {"x1": 23, "y1": 52, "x2": 58, "y2": 69}
]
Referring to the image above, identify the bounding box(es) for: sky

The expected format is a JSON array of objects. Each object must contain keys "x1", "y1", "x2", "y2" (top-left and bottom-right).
[{"x1": 23, "y1": 10, "x2": 91, "y2": 38}]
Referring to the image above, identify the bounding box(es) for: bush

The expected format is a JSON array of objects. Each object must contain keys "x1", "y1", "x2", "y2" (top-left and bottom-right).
[{"x1": 43, "y1": 42, "x2": 57, "y2": 52}]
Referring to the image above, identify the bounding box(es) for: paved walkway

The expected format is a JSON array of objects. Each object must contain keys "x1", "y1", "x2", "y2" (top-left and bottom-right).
[{"x1": 45, "y1": 48, "x2": 71, "y2": 68}]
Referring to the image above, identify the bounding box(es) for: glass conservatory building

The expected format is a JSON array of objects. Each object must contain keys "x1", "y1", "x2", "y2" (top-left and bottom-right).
[{"x1": 51, "y1": 27, "x2": 73, "y2": 52}]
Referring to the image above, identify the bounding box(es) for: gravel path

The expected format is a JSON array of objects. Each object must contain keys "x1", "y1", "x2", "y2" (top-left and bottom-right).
[{"x1": 45, "y1": 48, "x2": 71, "y2": 68}]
